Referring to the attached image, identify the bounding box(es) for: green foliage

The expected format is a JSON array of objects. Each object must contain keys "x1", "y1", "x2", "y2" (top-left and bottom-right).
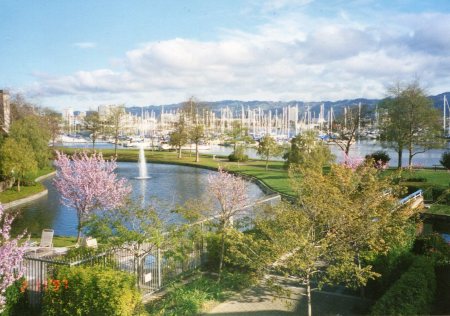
[
  {"x1": 370, "y1": 256, "x2": 436, "y2": 316},
  {"x1": 434, "y1": 264, "x2": 450, "y2": 314},
  {"x1": 146, "y1": 271, "x2": 256, "y2": 315},
  {"x1": 228, "y1": 145, "x2": 248, "y2": 162},
  {"x1": 365, "y1": 251, "x2": 415, "y2": 299},
  {"x1": 9, "y1": 115, "x2": 51, "y2": 169},
  {"x1": 365, "y1": 150, "x2": 391, "y2": 169},
  {"x1": 440, "y1": 151, "x2": 450, "y2": 170},
  {"x1": 257, "y1": 135, "x2": 283, "y2": 170},
  {"x1": 1, "y1": 278, "x2": 31, "y2": 316},
  {"x1": 283, "y1": 130, "x2": 334, "y2": 169},
  {"x1": 413, "y1": 233, "x2": 450, "y2": 265},
  {"x1": 42, "y1": 266, "x2": 142, "y2": 316},
  {"x1": 379, "y1": 80, "x2": 443, "y2": 168},
  {"x1": 0, "y1": 138, "x2": 38, "y2": 191}
]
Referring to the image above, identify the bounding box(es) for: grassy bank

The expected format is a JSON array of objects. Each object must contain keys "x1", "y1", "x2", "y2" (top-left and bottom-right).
[
  {"x1": 28, "y1": 235, "x2": 77, "y2": 247},
  {"x1": 0, "y1": 166, "x2": 55, "y2": 204}
]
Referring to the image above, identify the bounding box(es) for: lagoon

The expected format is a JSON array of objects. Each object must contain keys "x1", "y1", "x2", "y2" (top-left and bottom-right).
[{"x1": 11, "y1": 162, "x2": 265, "y2": 236}]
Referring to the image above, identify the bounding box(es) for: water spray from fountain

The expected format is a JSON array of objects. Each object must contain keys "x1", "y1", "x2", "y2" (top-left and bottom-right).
[{"x1": 135, "y1": 143, "x2": 150, "y2": 179}]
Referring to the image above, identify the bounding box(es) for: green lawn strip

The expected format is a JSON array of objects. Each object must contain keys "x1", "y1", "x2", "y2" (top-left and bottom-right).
[
  {"x1": 401, "y1": 169, "x2": 450, "y2": 187},
  {"x1": 56, "y1": 147, "x2": 295, "y2": 197},
  {"x1": 0, "y1": 182, "x2": 46, "y2": 204},
  {"x1": 426, "y1": 204, "x2": 450, "y2": 216},
  {"x1": 0, "y1": 166, "x2": 55, "y2": 204},
  {"x1": 27, "y1": 235, "x2": 77, "y2": 247},
  {"x1": 145, "y1": 271, "x2": 257, "y2": 315}
]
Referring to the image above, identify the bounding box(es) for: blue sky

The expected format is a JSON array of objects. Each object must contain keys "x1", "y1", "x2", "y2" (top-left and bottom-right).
[{"x1": 1, "y1": 0, "x2": 450, "y2": 111}]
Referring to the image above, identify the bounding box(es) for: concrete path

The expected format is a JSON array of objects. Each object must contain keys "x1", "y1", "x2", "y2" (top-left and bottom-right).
[{"x1": 206, "y1": 277, "x2": 372, "y2": 316}]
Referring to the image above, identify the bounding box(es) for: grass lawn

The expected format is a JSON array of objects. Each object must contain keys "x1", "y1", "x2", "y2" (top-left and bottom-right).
[
  {"x1": 0, "y1": 182, "x2": 46, "y2": 204},
  {"x1": 57, "y1": 147, "x2": 295, "y2": 196},
  {"x1": 28, "y1": 235, "x2": 77, "y2": 247},
  {"x1": 398, "y1": 169, "x2": 450, "y2": 187},
  {"x1": 426, "y1": 204, "x2": 450, "y2": 216},
  {"x1": 0, "y1": 166, "x2": 55, "y2": 204},
  {"x1": 145, "y1": 271, "x2": 257, "y2": 315}
]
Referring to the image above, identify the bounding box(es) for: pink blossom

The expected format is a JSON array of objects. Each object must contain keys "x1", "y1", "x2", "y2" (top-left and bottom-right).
[
  {"x1": 341, "y1": 153, "x2": 364, "y2": 170},
  {"x1": 0, "y1": 204, "x2": 27, "y2": 307},
  {"x1": 207, "y1": 166, "x2": 248, "y2": 225},
  {"x1": 53, "y1": 151, "x2": 131, "y2": 242}
]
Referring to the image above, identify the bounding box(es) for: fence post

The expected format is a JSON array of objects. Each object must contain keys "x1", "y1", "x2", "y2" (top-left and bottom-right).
[{"x1": 157, "y1": 247, "x2": 162, "y2": 288}]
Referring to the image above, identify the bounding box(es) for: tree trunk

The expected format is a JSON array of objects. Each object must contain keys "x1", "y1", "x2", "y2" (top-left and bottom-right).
[
  {"x1": 178, "y1": 145, "x2": 182, "y2": 158},
  {"x1": 397, "y1": 148, "x2": 403, "y2": 169},
  {"x1": 17, "y1": 178, "x2": 20, "y2": 192},
  {"x1": 76, "y1": 227, "x2": 82, "y2": 244},
  {"x1": 195, "y1": 143, "x2": 199, "y2": 162},
  {"x1": 306, "y1": 273, "x2": 312, "y2": 316},
  {"x1": 357, "y1": 252, "x2": 366, "y2": 298},
  {"x1": 265, "y1": 157, "x2": 269, "y2": 170},
  {"x1": 218, "y1": 229, "x2": 225, "y2": 283},
  {"x1": 114, "y1": 140, "x2": 118, "y2": 156},
  {"x1": 408, "y1": 143, "x2": 413, "y2": 169}
]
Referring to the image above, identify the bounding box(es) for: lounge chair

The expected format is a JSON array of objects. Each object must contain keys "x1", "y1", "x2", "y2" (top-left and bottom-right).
[
  {"x1": 81, "y1": 236, "x2": 98, "y2": 248},
  {"x1": 25, "y1": 229, "x2": 54, "y2": 257}
]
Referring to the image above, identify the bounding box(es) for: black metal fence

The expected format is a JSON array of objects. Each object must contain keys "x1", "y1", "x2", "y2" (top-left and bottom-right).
[{"x1": 21, "y1": 194, "x2": 281, "y2": 306}]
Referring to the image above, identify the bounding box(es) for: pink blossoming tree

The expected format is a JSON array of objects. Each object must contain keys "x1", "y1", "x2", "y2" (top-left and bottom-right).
[
  {"x1": 53, "y1": 151, "x2": 131, "y2": 243},
  {"x1": 0, "y1": 204, "x2": 27, "y2": 307},
  {"x1": 207, "y1": 167, "x2": 248, "y2": 281},
  {"x1": 342, "y1": 153, "x2": 364, "y2": 170}
]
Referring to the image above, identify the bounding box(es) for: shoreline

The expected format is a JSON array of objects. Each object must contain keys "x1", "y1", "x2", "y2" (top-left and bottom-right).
[{"x1": 1, "y1": 170, "x2": 56, "y2": 210}]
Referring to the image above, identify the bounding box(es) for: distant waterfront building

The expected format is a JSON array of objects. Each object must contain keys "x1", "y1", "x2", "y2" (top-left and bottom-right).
[{"x1": 0, "y1": 90, "x2": 11, "y2": 134}]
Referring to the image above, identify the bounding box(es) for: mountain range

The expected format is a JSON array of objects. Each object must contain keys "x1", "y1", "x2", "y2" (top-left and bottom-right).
[{"x1": 126, "y1": 92, "x2": 450, "y2": 117}]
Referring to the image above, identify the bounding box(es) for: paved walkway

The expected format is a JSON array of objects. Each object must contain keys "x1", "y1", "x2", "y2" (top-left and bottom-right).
[{"x1": 206, "y1": 277, "x2": 372, "y2": 316}]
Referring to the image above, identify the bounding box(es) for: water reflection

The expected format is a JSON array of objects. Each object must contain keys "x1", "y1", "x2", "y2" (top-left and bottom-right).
[{"x1": 12, "y1": 162, "x2": 265, "y2": 236}]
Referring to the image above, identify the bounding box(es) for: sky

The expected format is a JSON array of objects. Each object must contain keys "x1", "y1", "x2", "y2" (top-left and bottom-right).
[{"x1": 1, "y1": 0, "x2": 450, "y2": 111}]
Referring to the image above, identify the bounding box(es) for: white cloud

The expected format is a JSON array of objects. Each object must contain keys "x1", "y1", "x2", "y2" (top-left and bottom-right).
[{"x1": 26, "y1": 9, "x2": 450, "y2": 109}]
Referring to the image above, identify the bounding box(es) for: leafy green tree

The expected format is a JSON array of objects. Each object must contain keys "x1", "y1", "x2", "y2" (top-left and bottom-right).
[
  {"x1": 380, "y1": 80, "x2": 442, "y2": 168},
  {"x1": 189, "y1": 124, "x2": 205, "y2": 163},
  {"x1": 42, "y1": 108, "x2": 62, "y2": 147},
  {"x1": 440, "y1": 151, "x2": 450, "y2": 171},
  {"x1": 0, "y1": 138, "x2": 37, "y2": 191},
  {"x1": 257, "y1": 160, "x2": 418, "y2": 316},
  {"x1": 9, "y1": 116, "x2": 50, "y2": 169},
  {"x1": 257, "y1": 134, "x2": 283, "y2": 170},
  {"x1": 169, "y1": 116, "x2": 188, "y2": 158},
  {"x1": 283, "y1": 130, "x2": 334, "y2": 170},
  {"x1": 228, "y1": 121, "x2": 252, "y2": 151},
  {"x1": 83, "y1": 111, "x2": 103, "y2": 150},
  {"x1": 106, "y1": 106, "x2": 126, "y2": 155},
  {"x1": 86, "y1": 204, "x2": 163, "y2": 288}
]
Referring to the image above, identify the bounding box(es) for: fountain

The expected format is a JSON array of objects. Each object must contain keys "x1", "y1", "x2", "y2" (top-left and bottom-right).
[{"x1": 135, "y1": 144, "x2": 150, "y2": 179}]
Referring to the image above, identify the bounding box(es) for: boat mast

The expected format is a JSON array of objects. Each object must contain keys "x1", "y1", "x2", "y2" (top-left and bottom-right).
[{"x1": 444, "y1": 95, "x2": 447, "y2": 136}]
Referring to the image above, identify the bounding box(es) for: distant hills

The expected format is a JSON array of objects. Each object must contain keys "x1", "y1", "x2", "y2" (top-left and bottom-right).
[{"x1": 126, "y1": 92, "x2": 450, "y2": 117}]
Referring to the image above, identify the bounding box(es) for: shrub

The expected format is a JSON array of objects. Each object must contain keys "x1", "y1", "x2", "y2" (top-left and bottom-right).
[
  {"x1": 403, "y1": 177, "x2": 427, "y2": 183},
  {"x1": 365, "y1": 151, "x2": 390, "y2": 169},
  {"x1": 42, "y1": 266, "x2": 142, "y2": 316},
  {"x1": 1, "y1": 278, "x2": 32, "y2": 316},
  {"x1": 228, "y1": 146, "x2": 248, "y2": 162},
  {"x1": 440, "y1": 151, "x2": 450, "y2": 170},
  {"x1": 370, "y1": 256, "x2": 436, "y2": 315},
  {"x1": 413, "y1": 233, "x2": 450, "y2": 265}
]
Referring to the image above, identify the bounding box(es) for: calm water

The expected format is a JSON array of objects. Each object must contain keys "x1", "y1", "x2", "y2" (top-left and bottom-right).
[{"x1": 11, "y1": 162, "x2": 265, "y2": 237}]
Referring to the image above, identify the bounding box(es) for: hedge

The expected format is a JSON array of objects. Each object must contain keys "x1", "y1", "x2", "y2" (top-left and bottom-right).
[
  {"x1": 42, "y1": 266, "x2": 142, "y2": 316},
  {"x1": 371, "y1": 256, "x2": 436, "y2": 315}
]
